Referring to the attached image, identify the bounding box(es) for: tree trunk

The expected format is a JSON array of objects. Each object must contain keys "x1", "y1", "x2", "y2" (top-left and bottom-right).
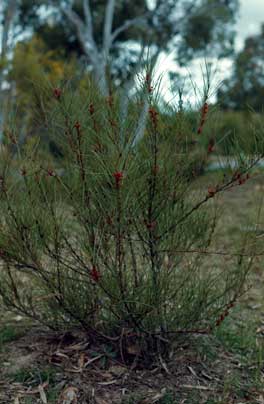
[{"x1": 0, "y1": 0, "x2": 17, "y2": 143}]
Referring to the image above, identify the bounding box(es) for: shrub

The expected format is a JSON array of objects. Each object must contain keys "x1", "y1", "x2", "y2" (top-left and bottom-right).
[
  {"x1": 0, "y1": 75, "x2": 262, "y2": 348},
  {"x1": 202, "y1": 109, "x2": 264, "y2": 156}
]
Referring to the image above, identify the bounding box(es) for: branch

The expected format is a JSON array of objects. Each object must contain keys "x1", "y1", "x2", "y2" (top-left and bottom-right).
[
  {"x1": 1, "y1": 0, "x2": 17, "y2": 57},
  {"x1": 62, "y1": 6, "x2": 85, "y2": 43},
  {"x1": 111, "y1": 14, "x2": 150, "y2": 43},
  {"x1": 62, "y1": 5, "x2": 85, "y2": 31},
  {"x1": 83, "y1": 0, "x2": 94, "y2": 39},
  {"x1": 103, "y1": 0, "x2": 116, "y2": 55},
  {"x1": 62, "y1": 4, "x2": 97, "y2": 57}
]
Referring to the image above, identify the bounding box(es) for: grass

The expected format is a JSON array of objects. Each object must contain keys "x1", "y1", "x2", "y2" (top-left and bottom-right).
[{"x1": 0, "y1": 324, "x2": 27, "y2": 351}]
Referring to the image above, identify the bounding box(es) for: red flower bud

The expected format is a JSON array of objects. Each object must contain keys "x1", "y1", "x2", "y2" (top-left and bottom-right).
[
  {"x1": 113, "y1": 171, "x2": 123, "y2": 188},
  {"x1": 202, "y1": 103, "x2": 209, "y2": 115},
  {"x1": 74, "y1": 121, "x2": 81, "y2": 131},
  {"x1": 208, "y1": 186, "x2": 216, "y2": 197},
  {"x1": 145, "y1": 220, "x2": 156, "y2": 231},
  {"x1": 89, "y1": 103, "x2": 95, "y2": 115},
  {"x1": 91, "y1": 266, "x2": 100, "y2": 282},
  {"x1": 53, "y1": 88, "x2": 62, "y2": 100},
  {"x1": 149, "y1": 107, "x2": 158, "y2": 128},
  {"x1": 47, "y1": 169, "x2": 55, "y2": 177},
  {"x1": 208, "y1": 144, "x2": 214, "y2": 153},
  {"x1": 145, "y1": 73, "x2": 151, "y2": 83}
]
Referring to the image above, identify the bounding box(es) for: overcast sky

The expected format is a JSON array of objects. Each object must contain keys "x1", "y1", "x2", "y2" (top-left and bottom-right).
[
  {"x1": 156, "y1": 0, "x2": 264, "y2": 104},
  {"x1": 236, "y1": 0, "x2": 264, "y2": 50}
]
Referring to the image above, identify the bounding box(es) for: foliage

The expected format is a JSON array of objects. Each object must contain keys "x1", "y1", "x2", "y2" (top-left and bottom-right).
[
  {"x1": 17, "y1": 0, "x2": 239, "y2": 77},
  {"x1": 200, "y1": 109, "x2": 264, "y2": 156},
  {"x1": 7, "y1": 35, "x2": 78, "y2": 145},
  {"x1": 0, "y1": 74, "x2": 262, "y2": 348}
]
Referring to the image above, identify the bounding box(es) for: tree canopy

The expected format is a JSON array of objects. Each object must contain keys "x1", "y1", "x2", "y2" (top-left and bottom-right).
[
  {"x1": 15, "y1": 0, "x2": 239, "y2": 90},
  {"x1": 218, "y1": 23, "x2": 264, "y2": 112}
]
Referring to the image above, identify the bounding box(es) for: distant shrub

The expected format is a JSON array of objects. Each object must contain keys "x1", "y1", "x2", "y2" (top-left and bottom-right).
[{"x1": 202, "y1": 110, "x2": 264, "y2": 156}]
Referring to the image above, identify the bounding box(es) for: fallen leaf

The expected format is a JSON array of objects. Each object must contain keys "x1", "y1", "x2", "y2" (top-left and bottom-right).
[
  {"x1": 97, "y1": 380, "x2": 117, "y2": 386},
  {"x1": 38, "y1": 384, "x2": 48, "y2": 404},
  {"x1": 127, "y1": 344, "x2": 141, "y2": 355},
  {"x1": 59, "y1": 386, "x2": 78, "y2": 404},
  {"x1": 95, "y1": 398, "x2": 109, "y2": 404},
  {"x1": 78, "y1": 353, "x2": 86, "y2": 369},
  {"x1": 109, "y1": 365, "x2": 127, "y2": 376}
]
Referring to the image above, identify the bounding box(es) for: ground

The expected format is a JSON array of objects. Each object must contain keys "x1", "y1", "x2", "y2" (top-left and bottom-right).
[{"x1": 0, "y1": 167, "x2": 264, "y2": 404}]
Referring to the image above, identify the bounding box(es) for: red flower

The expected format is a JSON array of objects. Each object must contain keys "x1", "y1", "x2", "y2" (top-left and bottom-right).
[
  {"x1": 89, "y1": 103, "x2": 95, "y2": 115},
  {"x1": 149, "y1": 107, "x2": 158, "y2": 128},
  {"x1": 202, "y1": 102, "x2": 209, "y2": 115},
  {"x1": 74, "y1": 121, "x2": 81, "y2": 131},
  {"x1": 207, "y1": 186, "x2": 216, "y2": 197},
  {"x1": 145, "y1": 73, "x2": 151, "y2": 84},
  {"x1": 91, "y1": 266, "x2": 100, "y2": 282},
  {"x1": 145, "y1": 73, "x2": 153, "y2": 93},
  {"x1": 53, "y1": 88, "x2": 62, "y2": 100},
  {"x1": 208, "y1": 144, "x2": 214, "y2": 153},
  {"x1": 145, "y1": 220, "x2": 156, "y2": 231},
  {"x1": 197, "y1": 103, "x2": 209, "y2": 134},
  {"x1": 47, "y1": 168, "x2": 55, "y2": 177},
  {"x1": 149, "y1": 107, "x2": 158, "y2": 119},
  {"x1": 113, "y1": 171, "x2": 123, "y2": 188}
]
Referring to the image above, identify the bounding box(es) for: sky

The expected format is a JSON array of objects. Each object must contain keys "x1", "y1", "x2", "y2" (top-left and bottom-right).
[
  {"x1": 156, "y1": 0, "x2": 264, "y2": 105},
  {"x1": 236, "y1": 0, "x2": 264, "y2": 50}
]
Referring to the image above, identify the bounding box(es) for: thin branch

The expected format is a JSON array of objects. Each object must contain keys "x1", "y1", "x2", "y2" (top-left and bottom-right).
[
  {"x1": 159, "y1": 157, "x2": 264, "y2": 240},
  {"x1": 158, "y1": 248, "x2": 262, "y2": 258},
  {"x1": 62, "y1": 5, "x2": 96, "y2": 55},
  {"x1": 103, "y1": 0, "x2": 116, "y2": 55},
  {"x1": 83, "y1": 0, "x2": 94, "y2": 39},
  {"x1": 62, "y1": 7, "x2": 86, "y2": 45},
  {"x1": 111, "y1": 14, "x2": 150, "y2": 43}
]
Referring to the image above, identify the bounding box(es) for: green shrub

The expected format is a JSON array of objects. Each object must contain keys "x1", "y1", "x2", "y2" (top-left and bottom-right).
[
  {"x1": 202, "y1": 110, "x2": 264, "y2": 156},
  {"x1": 0, "y1": 75, "x2": 262, "y2": 347}
]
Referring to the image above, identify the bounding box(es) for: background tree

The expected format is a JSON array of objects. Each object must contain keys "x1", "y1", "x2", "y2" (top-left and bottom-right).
[
  {"x1": 0, "y1": 0, "x2": 240, "y2": 146},
  {"x1": 17, "y1": 0, "x2": 239, "y2": 95},
  {"x1": 218, "y1": 23, "x2": 264, "y2": 112},
  {"x1": 0, "y1": 0, "x2": 18, "y2": 142},
  {"x1": 7, "y1": 35, "x2": 78, "y2": 146}
]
